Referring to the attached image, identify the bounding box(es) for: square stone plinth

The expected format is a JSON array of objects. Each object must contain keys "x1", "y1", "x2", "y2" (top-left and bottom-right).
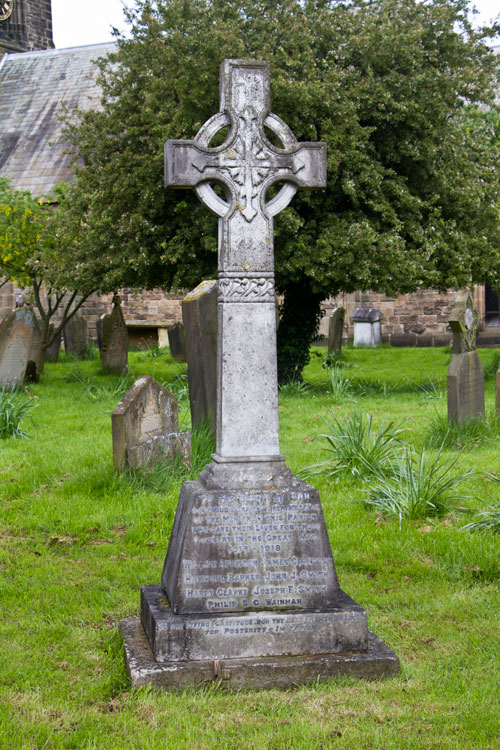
[
  {"x1": 120, "y1": 616, "x2": 399, "y2": 690},
  {"x1": 141, "y1": 586, "x2": 368, "y2": 662}
]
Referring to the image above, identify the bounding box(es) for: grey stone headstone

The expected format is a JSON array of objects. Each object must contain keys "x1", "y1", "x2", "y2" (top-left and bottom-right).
[
  {"x1": 45, "y1": 324, "x2": 62, "y2": 362},
  {"x1": 182, "y1": 280, "x2": 217, "y2": 434},
  {"x1": 112, "y1": 375, "x2": 191, "y2": 471},
  {"x1": 0, "y1": 308, "x2": 36, "y2": 387},
  {"x1": 96, "y1": 313, "x2": 109, "y2": 354},
  {"x1": 447, "y1": 293, "x2": 484, "y2": 422},
  {"x1": 167, "y1": 322, "x2": 185, "y2": 361},
  {"x1": 352, "y1": 308, "x2": 382, "y2": 347},
  {"x1": 100, "y1": 300, "x2": 128, "y2": 374},
  {"x1": 63, "y1": 314, "x2": 88, "y2": 357},
  {"x1": 328, "y1": 307, "x2": 345, "y2": 354},
  {"x1": 120, "y1": 58, "x2": 398, "y2": 689}
]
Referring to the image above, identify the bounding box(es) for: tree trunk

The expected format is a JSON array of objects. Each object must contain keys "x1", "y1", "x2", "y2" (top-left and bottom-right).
[{"x1": 276, "y1": 282, "x2": 324, "y2": 383}]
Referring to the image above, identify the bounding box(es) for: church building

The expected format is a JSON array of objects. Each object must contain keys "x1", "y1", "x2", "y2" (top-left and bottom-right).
[{"x1": 0, "y1": 1, "x2": 498, "y2": 347}]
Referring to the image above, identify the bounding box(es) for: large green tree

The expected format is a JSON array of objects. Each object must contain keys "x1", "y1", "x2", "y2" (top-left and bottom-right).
[{"x1": 65, "y1": 0, "x2": 500, "y2": 380}]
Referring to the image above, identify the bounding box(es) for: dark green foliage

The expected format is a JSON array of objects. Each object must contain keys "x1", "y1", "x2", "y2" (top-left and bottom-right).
[
  {"x1": 277, "y1": 282, "x2": 323, "y2": 382},
  {"x1": 64, "y1": 1, "x2": 500, "y2": 379}
]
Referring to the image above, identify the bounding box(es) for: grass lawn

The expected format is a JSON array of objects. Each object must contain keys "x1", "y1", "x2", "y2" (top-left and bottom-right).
[{"x1": 0, "y1": 345, "x2": 498, "y2": 749}]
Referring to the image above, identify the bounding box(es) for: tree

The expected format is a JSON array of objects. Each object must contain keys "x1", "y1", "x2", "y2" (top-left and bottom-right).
[
  {"x1": 0, "y1": 178, "x2": 97, "y2": 370},
  {"x1": 65, "y1": 0, "x2": 500, "y2": 380}
]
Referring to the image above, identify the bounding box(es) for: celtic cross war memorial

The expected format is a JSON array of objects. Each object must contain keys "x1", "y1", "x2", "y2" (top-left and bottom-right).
[{"x1": 120, "y1": 59, "x2": 399, "y2": 689}]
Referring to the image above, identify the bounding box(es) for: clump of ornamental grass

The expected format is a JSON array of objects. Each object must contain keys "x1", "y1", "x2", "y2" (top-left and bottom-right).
[
  {"x1": 424, "y1": 411, "x2": 500, "y2": 450},
  {"x1": 165, "y1": 373, "x2": 189, "y2": 403},
  {"x1": 461, "y1": 473, "x2": 500, "y2": 533},
  {"x1": 0, "y1": 388, "x2": 38, "y2": 439},
  {"x1": 278, "y1": 379, "x2": 312, "y2": 397},
  {"x1": 365, "y1": 446, "x2": 473, "y2": 521},
  {"x1": 303, "y1": 411, "x2": 406, "y2": 481},
  {"x1": 326, "y1": 365, "x2": 355, "y2": 403},
  {"x1": 411, "y1": 376, "x2": 445, "y2": 401}
]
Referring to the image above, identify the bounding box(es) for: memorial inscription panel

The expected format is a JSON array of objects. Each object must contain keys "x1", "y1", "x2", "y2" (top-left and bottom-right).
[{"x1": 162, "y1": 480, "x2": 340, "y2": 615}]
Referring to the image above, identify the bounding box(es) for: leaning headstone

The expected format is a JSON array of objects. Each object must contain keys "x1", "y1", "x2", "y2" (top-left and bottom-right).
[
  {"x1": 167, "y1": 322, "x2": 186, "y2": 361},
  {"x1": 0, "y1": 308, "x2": 36, "y2": 387},
  {"x1": 63, "y1": 314, "x2": 88, "y2": 357},
  {"x1": 327, "y1": 307, "x2": 345, "y2": 355},
  {"x1": 120, "y1": 59, "x2": 398, "y2": 690},
  {"x1": 45, "y1": 324, "x2": 62, "y2": 362},
  {"x1": 352, "y1": 307, "x2": 382, "y2": 346},
  {"x1": 447, "y1": 293, "x2": 484, "y2": 422},
  {"x1": 182, "y1": 280, "x2": 217, "y2": 434},
  {"x1": 100, "y1": 297, "x2": 128, "y2": 374},
  {"x1": 112, "y1": 376, "x2": 191, "y2": 471}
]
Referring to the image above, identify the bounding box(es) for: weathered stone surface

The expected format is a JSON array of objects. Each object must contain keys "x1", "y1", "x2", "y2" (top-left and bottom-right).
[
  {"x1": 142, "y1": 586, "x2": 367, "y2": 662},
  {"x1": 120, "y1": 58, "x2": 398, "y2": 690},
  {"x1": 112, "y1": 375, "x2": 191, "y2": 471},
  {"x1": 352, "y1": 308, "x2": 382, "y2": 347},
  {"x1": 0, "y1": 308, "x2": 36, "y2": 386},
  {"x1": 45, "y1": 324, "x2": 61, "y2": 362},
  {"x1": 182, "y1": 280, "x2": 217, "y2": 434},
  {"x1": 447, "y1": 293, "x2": 484, "y2": 422},
  {"x1": 63, "y1": 314, "x2": 88, "y2": 356},
  {"x1": 167, "y1": 322, "x2": 185, "y2": 361},
  {"x1": 327, "y1": 307, "x2": 345, "y2": 354},
  {"x1": 101, "y1": 297, "x2": 128, "y2": 373},
  {"x1": 162, "y1": 477, "x2": 340, "y2": 616},
  {"x1": 120, "y1": 617, "x2": 400, "y2": 690},
  {"x1": 95, "y1": 313, "x2": 109, "y2": 353}
]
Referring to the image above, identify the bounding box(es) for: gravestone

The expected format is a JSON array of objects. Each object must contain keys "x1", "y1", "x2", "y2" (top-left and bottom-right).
[
  {"x1": 100, "y1": 297, "x2": 128, "y2": 374},
  {"x1": 120, "y1": 59, "x2": 398, "y2": 689},
  {"x1": 25, "y1": 317, "x2": 44, "y2": 383},
  {"x1": 0, "y1": 308, "x2": 36, "y2": 387},
  {"x1": 63, "y1": 314, "x2": 88, "y2": 357},
  {"x1": 112, "y1": 376, "x2": 191, "y2": 471},
  {"x1": 167, "y1": 322, "x2": 186, "y2": 362},
  {"x1": 447, "y1": 293, "x2": 484, "y2": 422},
  {"x1": 328, "y1": 307, "x2": 345, "y2": 355},
  {"x1": 182, "y1": 280, "x2": 217, "y2": 434},
  {"x1": 96, "y1": 313, "x2": 109, "y2": 353},
  {"x1": 45, "y1": 324, "x2": 62, "y2": 362},
  {"x1": 352, "y1": 307, "x2": 382, "y2": 346}
]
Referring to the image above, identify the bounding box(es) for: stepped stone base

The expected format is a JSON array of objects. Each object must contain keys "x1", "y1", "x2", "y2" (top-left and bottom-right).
[{"x1": 120, "y1": 617, "x2": 399, "y2": 690}]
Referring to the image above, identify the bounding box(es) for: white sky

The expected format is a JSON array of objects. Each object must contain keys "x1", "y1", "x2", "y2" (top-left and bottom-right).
[{"x1": 52, "y1": 0, "x2": 500, "y2": 49}]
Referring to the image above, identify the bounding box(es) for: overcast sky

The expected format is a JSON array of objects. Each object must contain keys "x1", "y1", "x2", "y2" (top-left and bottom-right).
[{"x1": 52, "y1": 0, "x2": 500, "y2": 49}]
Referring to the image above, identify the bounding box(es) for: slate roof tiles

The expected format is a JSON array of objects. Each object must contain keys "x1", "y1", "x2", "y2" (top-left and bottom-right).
[{"x1": 0, "y1": 42, "x2": 116, "y2": 197}]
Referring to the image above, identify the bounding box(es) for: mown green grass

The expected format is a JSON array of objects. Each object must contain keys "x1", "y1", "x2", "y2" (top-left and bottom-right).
[{"x1": 0, "y1": 345, "x2": 498, "y2": 749}]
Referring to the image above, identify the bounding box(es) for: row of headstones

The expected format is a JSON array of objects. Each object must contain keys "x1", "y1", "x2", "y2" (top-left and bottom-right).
[
  {"x1": 173, "y1": 284, "x2": 495, "y2": 428},
  {"x1": 0, "y1": 297, "x2": 130, "y2": 387}
]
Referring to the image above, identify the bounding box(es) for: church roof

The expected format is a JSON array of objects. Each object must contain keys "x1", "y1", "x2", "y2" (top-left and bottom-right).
[{"x1": 0, "y1": 42, "x2": 117, "y2": 198}]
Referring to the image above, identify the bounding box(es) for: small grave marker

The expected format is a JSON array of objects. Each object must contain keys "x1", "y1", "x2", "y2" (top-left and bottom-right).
[
  {"x1": 63, "y1": 314, "x2": 88, "y2": 357},
  {"x1": 112, "y1": 376, "x2": 191, "y2": 471},
  {"x1": 100, "y1": 296, "x2": 128, "y2": 373},
  {"x1": 352, "y1": 307, "x2": 382, "y2": 347},
  {"x1": 45, "y1": 324, "x2": 62, "y2": 362},
  {"x1": 0, "y1": 308, "x2": 36, "y2": 387},
  {"x1": 167, "y1": 322, "x2": 186, "y2": 362},
  {"x1": 182, "y1": 280, "x2": 217, "y2": 433},
  {"x1": 447, "y1": 293, "x2": 484, "y2": 422},
  {"x1": 328, "y1": 307, "x2": 345, "y2": 355}
]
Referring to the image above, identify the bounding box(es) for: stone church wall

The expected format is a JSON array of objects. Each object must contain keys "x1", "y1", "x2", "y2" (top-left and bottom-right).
[{"x1": 1, "y1": 0, "x2": 54, "y2": 53}]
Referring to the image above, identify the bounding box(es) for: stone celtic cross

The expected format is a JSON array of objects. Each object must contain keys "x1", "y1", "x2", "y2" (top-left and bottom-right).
[{"x1": 165, "y1": 59, "x2": 326, "y2": 472}]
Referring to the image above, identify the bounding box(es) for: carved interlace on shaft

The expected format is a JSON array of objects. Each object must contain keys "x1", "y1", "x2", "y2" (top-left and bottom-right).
[{"x1": 218, "y1": 277, "x2": 275, "y2": 302}]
